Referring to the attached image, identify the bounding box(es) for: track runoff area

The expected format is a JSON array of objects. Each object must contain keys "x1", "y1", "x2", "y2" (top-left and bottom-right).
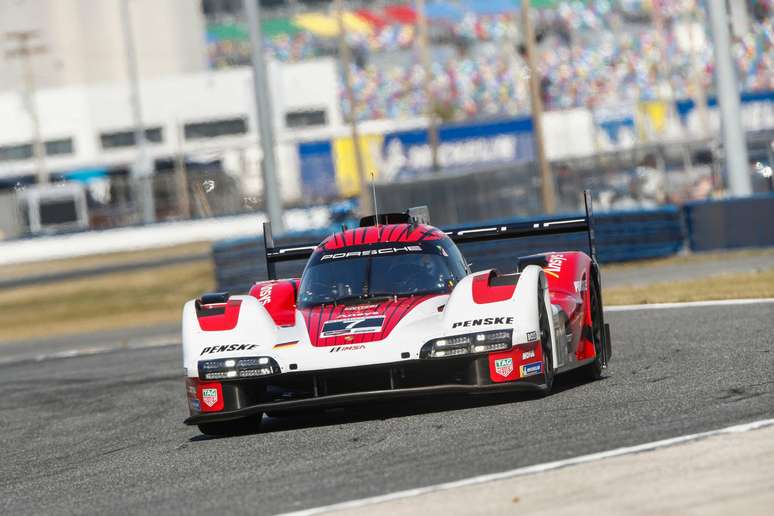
[{"x1": 1, "y1": 298, "x2": 772, "y2": 515}]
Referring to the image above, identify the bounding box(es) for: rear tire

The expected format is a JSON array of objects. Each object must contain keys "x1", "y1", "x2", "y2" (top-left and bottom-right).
[
  {"x1": 582, "y1": 269, "x2": 605, "y2": 381},
  {"x1": 538, "y1": 285, "x2": 554, "y2": 394},
  {"x1": 198, "y1": 414, "x2": 263, "y2": 437}
]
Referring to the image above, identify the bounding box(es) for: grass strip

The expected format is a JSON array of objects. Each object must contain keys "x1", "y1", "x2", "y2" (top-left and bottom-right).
[
  {"x1": 1, "y1": 261, "x2": 772, "y2": 343},
  {"x1": 603, "y1": 268, "x2": 774, "y2": 305}
]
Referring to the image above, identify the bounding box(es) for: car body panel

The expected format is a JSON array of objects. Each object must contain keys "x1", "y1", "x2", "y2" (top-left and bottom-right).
[{"x1": 182, "y1": 222, "x2": 606, "y2": 424}]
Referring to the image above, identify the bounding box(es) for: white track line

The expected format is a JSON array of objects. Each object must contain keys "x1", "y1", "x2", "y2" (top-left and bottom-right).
[
  {"x1": 606, "y1": 297, "x2": 774, "y2": 311},
  {"x1": 281, "y1": 418, "x2": 774, "y2": 516},
  {"x1": 0, "y1": 336, "x2": 179, "y2": 366}
]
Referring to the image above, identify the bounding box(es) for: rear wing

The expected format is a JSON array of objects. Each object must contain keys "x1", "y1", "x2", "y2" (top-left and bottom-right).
[
  {"x1": 445, "y1": 190, "x2": 597, "y2": 261},
  {"x1": 262, "y1": 190, "x2": 597, "y2": 280}
]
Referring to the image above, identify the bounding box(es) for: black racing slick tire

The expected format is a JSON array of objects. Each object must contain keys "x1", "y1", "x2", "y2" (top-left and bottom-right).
[
  {"x1": 581, "y1": 269, "x2": 606, "y2": 381},
  {"x1": 197, "y1": 414, "x2": 263, "y2": 437},
  {"x1": 538, "y1": 285, "x2": 554, "y2": 394}
]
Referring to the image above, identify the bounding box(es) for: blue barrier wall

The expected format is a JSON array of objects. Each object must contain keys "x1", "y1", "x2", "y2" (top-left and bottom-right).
[
  {"x1": 684, "y1": 194, "x2": 774, "y2": 251},
  {"x1": 212, "y1": 207, "x2": 685, "y2": 293}
]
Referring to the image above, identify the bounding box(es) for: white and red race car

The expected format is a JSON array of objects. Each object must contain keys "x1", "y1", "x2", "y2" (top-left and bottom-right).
[{"x1": 182, "y1": 194, "x2": 611, "y2": 436}]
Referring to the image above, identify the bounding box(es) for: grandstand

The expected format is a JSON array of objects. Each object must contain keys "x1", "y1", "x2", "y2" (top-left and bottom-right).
[{"x1": 203, "y1": 0, "x2": 772, "y2": 122}]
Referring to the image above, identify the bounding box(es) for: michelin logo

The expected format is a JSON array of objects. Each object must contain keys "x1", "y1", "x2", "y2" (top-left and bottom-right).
[{"x1": 520, "y1": 362, "x2": 543, "y2": 377}]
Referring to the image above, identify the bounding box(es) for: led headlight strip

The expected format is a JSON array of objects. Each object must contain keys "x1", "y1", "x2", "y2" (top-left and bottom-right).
[
  {"x1": 198, "y1": 356, "x2": 279, "y2": 380},
  {"x1": 420, "y1": 329, "x2": 513, "y2": 358}
]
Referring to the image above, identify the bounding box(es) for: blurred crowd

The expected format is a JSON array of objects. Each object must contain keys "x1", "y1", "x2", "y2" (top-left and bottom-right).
[{"x1": 207, "y1": 0, "x2": 774, "y2": 121}]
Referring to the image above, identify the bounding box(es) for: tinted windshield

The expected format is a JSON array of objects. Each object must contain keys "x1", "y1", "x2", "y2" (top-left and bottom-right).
[{"x1": 298, "y1": 241, "x2": 467, "y2": 308}]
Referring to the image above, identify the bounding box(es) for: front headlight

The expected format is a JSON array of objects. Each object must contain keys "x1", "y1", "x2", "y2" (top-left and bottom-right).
[
  {"x1": 421, "y1": 329, "x2": 513, "y2": 358},
  {"x1": 198, "y1": 356, "x2": 279, "y2": 380}
]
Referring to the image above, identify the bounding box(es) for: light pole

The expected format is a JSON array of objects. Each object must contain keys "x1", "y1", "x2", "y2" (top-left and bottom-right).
[
  {"x1": 706, "y1": 0, "x2": 752, "y2": 196},
  {"x1": 335, "y1": 0, "x2": 372, "y2": 215},
  {"x1": 522, "y1": 0, "x2": 556, "y2": 213},
  {"x1": 120, "y1": 0, "x2": 156, "y2": 224},
  {"x1": 5, "y1": 31, "x2": 47, "y2": 185},
  {"x1": 416, "y1": 0, "x2": 440, "y2": 173},
  {"x1": 244, "y1": 0, "x2": 285, "y2": 233}
]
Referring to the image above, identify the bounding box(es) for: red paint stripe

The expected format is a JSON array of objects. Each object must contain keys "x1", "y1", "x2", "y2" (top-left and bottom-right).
[
  {"x1": 404, "y1": 226, "x2": 425, "y2": 242},
  {"x1": 360, "y1": 226, "x2": 374, "y2": 244}
]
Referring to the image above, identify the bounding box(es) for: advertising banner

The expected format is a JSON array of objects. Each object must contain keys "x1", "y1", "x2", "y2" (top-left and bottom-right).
[
  {"x1": 379, "y1": 117, "x2": 535, "y2": 181},
  {"x1": 332, "y1": 134, "x2": 384, "y2": 196},
  {"x1": 675, "y1": 90, "x2": 774, "y2": 135},
  {"x1": 298, "y1": 140, "x2": 337, "y2": 200}
]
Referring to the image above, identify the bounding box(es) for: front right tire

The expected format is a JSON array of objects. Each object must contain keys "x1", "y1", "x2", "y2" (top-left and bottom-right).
[
  {"x1": 538, "y1": 284, "x2": 554, "y2": 393},
  {"x1": 581, "y1": 268, "x2": 606, "y2": 380}
]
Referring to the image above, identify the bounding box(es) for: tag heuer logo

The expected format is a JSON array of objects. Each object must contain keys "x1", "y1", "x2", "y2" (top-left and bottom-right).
[
  {"x1": 202, "y1": 388, "x2": 218, "y2": 407},
  {"x1": 494, "y1": 358, "x2": 513, "y2": 377}
]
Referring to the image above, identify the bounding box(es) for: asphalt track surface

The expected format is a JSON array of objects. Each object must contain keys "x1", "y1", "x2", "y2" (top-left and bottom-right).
[{"x1": 1, "y1": 302, "x2": 773, "y2": 515}]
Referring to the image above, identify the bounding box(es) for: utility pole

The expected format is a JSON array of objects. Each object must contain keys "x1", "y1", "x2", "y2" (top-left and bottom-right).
[
  {"x1": 244, "y1": 0, "x2": 285, "y2": 233},
  {"x1": 120, "y1": 0, "x2": 156, "y2": 224},
  {"x1": 522, "y1": 0, "x2": 556, "y2": 213},
  {"x1": 5, "y1": 31, "x2": 47, "y2": 185},
  {"x1": 335, "y1": 0, "x2": 372, "y2": 215},
  {"x1": 707, "y1": 0, "x2": 752, "y2": 196},
  {"x1": 416, "y1": 0, "x2": 440, "y2": 173}
]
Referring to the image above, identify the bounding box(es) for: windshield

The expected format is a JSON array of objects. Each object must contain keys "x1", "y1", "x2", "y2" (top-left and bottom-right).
[{"x1": 298, "y1": 241, "x2": 467, "y2": 308}]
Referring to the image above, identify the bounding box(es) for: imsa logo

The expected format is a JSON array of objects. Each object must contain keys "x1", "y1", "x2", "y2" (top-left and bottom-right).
[{"x1": 329, "y1": 345, "x2": 366, "y2": 353}]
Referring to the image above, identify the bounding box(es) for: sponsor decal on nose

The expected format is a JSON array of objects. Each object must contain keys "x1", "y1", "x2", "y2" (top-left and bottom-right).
[
  {"x1": 320, "y1": 317, "x2": 385, "y2": 338},
  {"x1": 201, "y1": 388, "x2": 218, "y2": 407},
  {"x1": 494, "y1": 358, "x2": 514, "y2": 377},
  {"x1": 520, "y1": 362, "x2": 543, "y2": 377},
  {"x1": 543, "y1": 253, "x2": 567, "y2": 279},
  {"x1": 200, "y1": 344, "x2": 259, "y2": 355},
  {"x1": 329, "y1": 345, "x2": 367, "y2": 352},
  {"x1": 452, "y1": 316, "x2": 514, "y2": 328}
]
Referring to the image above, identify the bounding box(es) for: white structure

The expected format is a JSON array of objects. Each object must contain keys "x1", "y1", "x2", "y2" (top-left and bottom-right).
[
  {"x1": 0, "y1": 60, "x2": 344, "y2": 202},
  {"x1": 0, "y1": 0, "x2": 207, "y2": 92}
]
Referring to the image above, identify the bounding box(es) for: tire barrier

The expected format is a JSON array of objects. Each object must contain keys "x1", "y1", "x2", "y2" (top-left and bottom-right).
[{"x1": 684, "y1": 193, "x2": 774, "y2": 252}]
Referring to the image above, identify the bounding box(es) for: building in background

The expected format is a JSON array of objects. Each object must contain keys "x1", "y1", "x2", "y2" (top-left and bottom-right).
[
  {"x1": 0, "y1": 0, "x2": 207, "y2": 92},
  {"x1": 0, "y1": 0, "x2": 771, "y2": 236}
]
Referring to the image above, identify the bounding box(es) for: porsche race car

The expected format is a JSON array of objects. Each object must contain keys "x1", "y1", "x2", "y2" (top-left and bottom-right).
[{"x1": 183, "y1": 192, "x2": 612, "y2": 436}]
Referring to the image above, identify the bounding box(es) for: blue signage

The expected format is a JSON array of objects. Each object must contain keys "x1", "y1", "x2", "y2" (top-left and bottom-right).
[
  {"x1": 380, "y1": 117, "x2": 535, "y2": 180},
  {"x1": 298, "y1": 140, "x2": 337, "y2": 200}
]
